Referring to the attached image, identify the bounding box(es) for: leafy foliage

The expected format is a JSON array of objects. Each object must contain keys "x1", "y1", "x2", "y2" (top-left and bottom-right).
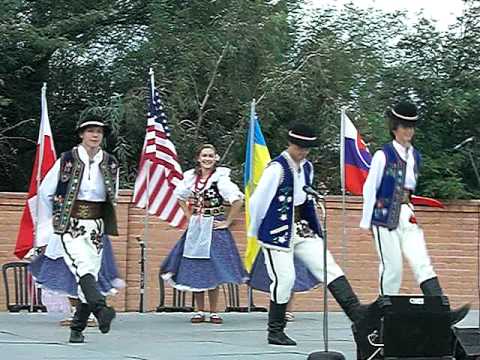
[{"x1": 2, "y1": 0, "x2": 480, "y2": 199}]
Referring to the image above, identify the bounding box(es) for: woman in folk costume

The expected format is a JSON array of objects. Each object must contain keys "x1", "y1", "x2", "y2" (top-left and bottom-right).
[
  {"x1": 30, "y1": 234, "x2": 125, "y2": 326},
  {"x1": 37, "y1": 113, "x2": 119, "y2": 343},
  {"x1": 161, "y1": 144, "x2": 248, "y2": 324},
  {"x1": 360, "y1": 100, "x2": 469, "y2": 324}
]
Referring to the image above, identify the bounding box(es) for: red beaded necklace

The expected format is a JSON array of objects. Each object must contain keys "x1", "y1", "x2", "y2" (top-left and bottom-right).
[{"x1": 194, "y1": 170, "x2": 214, "y2": 193}]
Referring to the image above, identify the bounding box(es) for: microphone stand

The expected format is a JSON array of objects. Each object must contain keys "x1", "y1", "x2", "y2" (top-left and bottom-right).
[
  {"x1": 137, "y1": 236, "x2": 146, "y2": 313},
  {"x1": 308, "y1": 190, "x2": 345, "y2": 360}
]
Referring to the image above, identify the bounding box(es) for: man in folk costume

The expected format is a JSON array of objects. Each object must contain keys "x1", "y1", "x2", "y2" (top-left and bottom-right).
[
  {"x1": 249, "y1": 123, "x2": 368, "y2": 346},
  {"x1": 360, "y1": 100, "x2": 469, "y2": 323},
  {"x1": 37, "y1": 113, "x2": 118, "y2": 343}
]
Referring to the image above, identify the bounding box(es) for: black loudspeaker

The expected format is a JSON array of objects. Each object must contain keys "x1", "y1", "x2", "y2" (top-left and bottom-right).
[
  {"x1": 453, "y1": 327, "x2": 480, "y2": 360},
  {"x1": 352, "y1": 300, "x2": 383, "y2": 359},
  {"x1": 380, "y1": 295, "x2": 453, "y2": 359}
]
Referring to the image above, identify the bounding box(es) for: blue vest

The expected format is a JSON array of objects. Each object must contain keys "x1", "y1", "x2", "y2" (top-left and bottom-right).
[
  {"x1": 52, "y1": 147, "x2": 119, "y2": 235},
  {"x1": 371, "y1": 142, "x2": 421, "y2": 230},
  {"x1": 258, "y1": 154, "x2": 322, "y2": 250}
]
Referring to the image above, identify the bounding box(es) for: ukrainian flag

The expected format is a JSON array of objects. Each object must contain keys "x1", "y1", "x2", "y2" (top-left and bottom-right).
[{"x1": 244, "y1": 101, "x2": 271, "y2": 272}]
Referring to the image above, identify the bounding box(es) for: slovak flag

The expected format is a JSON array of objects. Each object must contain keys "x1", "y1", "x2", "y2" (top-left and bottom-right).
[
  {"x1": 341, "y1": 110, "x2": 372, "y2": 195},
  {"x1": 14, "y1": 83, "x2": 56, "y2": 259}
]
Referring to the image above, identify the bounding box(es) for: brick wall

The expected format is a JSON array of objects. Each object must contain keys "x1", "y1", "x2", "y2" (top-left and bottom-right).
[{"x1": 1, "y1": 191, "x2": 478, "y2": 312}]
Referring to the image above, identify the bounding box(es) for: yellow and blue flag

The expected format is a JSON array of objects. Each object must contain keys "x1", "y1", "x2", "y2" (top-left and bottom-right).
[{"x1": 244, "y1": 102, "x2": 271, "y2": 272}]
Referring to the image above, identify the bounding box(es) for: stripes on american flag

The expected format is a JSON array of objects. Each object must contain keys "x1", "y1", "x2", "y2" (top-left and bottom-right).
[{"x1": 132, "y1": 83, "x2": 186, "y2": 228}]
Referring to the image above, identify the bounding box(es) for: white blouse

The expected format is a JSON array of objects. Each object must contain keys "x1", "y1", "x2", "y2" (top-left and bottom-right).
[{"x1": 174, "y1": 166, "x2": 244, "y2": 204}]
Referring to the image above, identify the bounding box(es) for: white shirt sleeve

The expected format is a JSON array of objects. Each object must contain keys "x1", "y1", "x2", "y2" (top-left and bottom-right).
[
  {"x1": 360, "y1": 150, "x2": 386, "y2": 229},
  {"x1": 248, "y1": 162, "x2": 282, "y2": 237},
  {"x1": 36, "y1": 159, "x2": 61, "y2": 248},
  {"x1": 217, "y1": 173, "x2": 244, "y2": 204},
  {"x1": 174, "y1": 170, "x2": 194, "y2": 201}
]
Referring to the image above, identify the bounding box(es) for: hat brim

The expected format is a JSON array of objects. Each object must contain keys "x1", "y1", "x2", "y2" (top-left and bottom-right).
[
  {"x1": 386, "y1": 108, "x2": 418, "y2": 126},
  {"x1": 288, "y1": 135, "x2": 319, "y2": 148},
  {"x1": 76, "y1": 122, "x2": 111, "y2": 135}
]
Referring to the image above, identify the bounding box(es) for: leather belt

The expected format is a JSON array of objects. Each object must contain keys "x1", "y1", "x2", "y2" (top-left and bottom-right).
[
  {"x1": 192, "y1": 206, "x2": 225, "y2": 217},
  {"x1": 71, "y1": 200, "x2": 103, "y2": 219}
]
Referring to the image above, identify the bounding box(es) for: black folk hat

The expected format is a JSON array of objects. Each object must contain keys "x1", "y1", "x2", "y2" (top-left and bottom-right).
[
  {"x1": 76, "y1": 113, "x2": 111, "y2": 135},
  {"x1": 386, "y1": 101, "x2": 419, "y2": 126},
  {"x1": 287, "y1": 123, "x2": 319, "y2": 148}
]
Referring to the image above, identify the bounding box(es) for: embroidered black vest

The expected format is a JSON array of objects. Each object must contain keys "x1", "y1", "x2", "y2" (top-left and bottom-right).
[
  {"x1": 189, "y1": 180, "x2": 226, "y2": 216},
  {"x1": 52, "y1": 147, "x2": 119, "y2": 235}
]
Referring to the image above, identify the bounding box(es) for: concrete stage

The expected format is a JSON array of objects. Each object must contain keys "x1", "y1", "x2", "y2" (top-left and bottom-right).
[{"x1": 0, "y1": 311, "x2": 477, "y2": 360}]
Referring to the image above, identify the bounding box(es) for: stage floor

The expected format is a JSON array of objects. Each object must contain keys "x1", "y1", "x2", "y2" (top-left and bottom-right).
[{"x1": 0, "y1": 311, "x2": 477, "y2": 360}]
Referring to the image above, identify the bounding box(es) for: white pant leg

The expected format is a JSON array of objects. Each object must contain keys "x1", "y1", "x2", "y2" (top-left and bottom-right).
[
  {"x1": 293, "y1": 234, "x2": 344, "y2": 286},
  {"x1": 262, "y1": 247, "x2": 295, "y2": 304},
  {"x1": 61, "y1": 218, "x2": 104, "y2": 303},
  {"x1": 372, "y1": 225, "x2": 403, "y2": 295},
  {"x1": 399, "y1": 205, "x2": 436, "y2": 285}
]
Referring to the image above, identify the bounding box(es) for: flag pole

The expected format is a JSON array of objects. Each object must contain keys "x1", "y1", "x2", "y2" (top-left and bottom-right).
[
  {"x1": 140, "y1": 68, "x2": 155, "y2": 313},
  {"x1": 30, "y1": 83, "x2": 48, "y2": 312},
  {"x1": 340, "y1": 108, "x2": 348, "y2": 270},
  {"x1": 246, "y1": 99, "x2": 256, "y2": 312}
]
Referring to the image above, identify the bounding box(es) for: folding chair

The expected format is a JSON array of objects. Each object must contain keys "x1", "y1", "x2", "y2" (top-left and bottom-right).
[
  {"x1": 223, "y1": 284, "x2": 267, "y2": 312},
  {"x1": 156, "y1": 272, "x2": 195, "y2": 312},
  {"x1": 2, "y1": 261, "x2": 47, "y2": 312}
]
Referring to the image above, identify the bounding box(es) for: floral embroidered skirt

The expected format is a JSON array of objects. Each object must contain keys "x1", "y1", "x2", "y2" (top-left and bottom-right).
[
  {"x1": 161, "y1": 228, "x2": 248, "y2": 292},
  {"x1": 30, "y1": 235, "x2": 125, "y2": 298},
  {"x1": 248, "y1": 250, "x2": 320, "y2": 293}
]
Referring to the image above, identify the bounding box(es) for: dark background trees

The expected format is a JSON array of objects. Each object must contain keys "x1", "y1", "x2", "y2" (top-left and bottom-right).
[{"x1": 1, "y1": 0, "x2": 479, "y2": 198}]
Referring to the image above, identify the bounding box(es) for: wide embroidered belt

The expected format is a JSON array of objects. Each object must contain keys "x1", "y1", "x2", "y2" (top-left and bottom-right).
[
  {"x1": 71, "y1": 200, "x2": 103, "y2": 219},
  {"x1": 192, "y1": 206, "x2": 225, "y2": 217}
]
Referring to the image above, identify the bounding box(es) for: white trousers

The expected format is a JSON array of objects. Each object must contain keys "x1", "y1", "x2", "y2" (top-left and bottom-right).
[
  {"x1": 372, "y1": 204, "x2": 436, "y2": 295},
  {"x1": 262, "y1": 224, "x2": 344, "y2": 304},
  {"x1": 61, "y1": 218, "x2": 104, "y2": 303}
]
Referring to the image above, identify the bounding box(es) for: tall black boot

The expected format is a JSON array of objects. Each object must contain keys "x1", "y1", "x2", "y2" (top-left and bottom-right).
[
  {"x1": 420, "y1": 277, "x2": 470, "y2": 325},
  {"x1": 79, "y1": 274, "x2": 116, "y2": 334},
  {"x1": 328, "y1": 276, "x2": 368, "y2": 325},
  {"x1": 268, "y1": 301, "x2": 297, "y2": 346},
  {"x1": 69, "y1": 303, "x2": 91, "y2": 343}
]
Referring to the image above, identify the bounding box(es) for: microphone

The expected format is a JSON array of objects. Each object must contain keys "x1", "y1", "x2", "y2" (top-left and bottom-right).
[
  {"x1": 453, "y1": 136, "x2": 475, "y2": 150},
  {"x1": 303, "y1": 185, "x2": 323, "y2": 199}
]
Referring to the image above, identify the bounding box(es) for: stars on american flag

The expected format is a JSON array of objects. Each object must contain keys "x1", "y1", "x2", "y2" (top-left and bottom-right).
[{"x1": 148, "y1": 88, "x2": 171, "y2": 138}]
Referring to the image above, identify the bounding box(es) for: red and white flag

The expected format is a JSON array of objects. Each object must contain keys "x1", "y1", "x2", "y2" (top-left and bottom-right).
[
  {"x1": 132, "y1": 74, "x2": 186, "y2": 227},
  {"x1": 15, "y1": 83, "x2": 56, "y2": 259}
]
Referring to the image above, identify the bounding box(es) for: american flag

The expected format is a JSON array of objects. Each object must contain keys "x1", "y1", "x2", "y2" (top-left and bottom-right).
[{"x1": 133, "y1": 81, "x2": 186, "y2": 227}]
